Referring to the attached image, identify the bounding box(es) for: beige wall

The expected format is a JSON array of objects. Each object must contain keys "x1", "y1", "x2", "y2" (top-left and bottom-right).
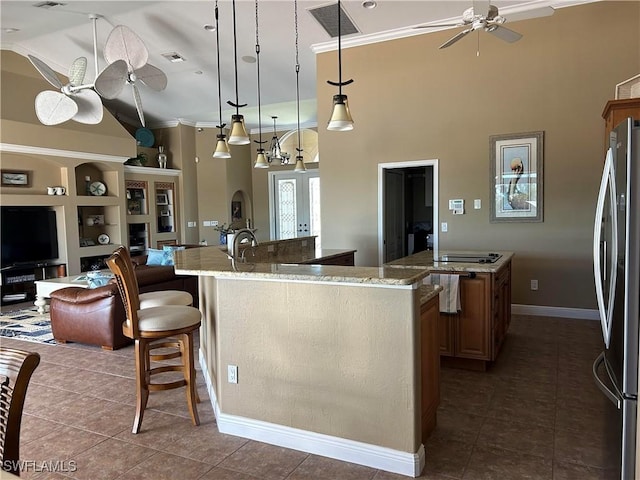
[{"x1": 316, "y1": 1, "x2": 640, "y2": 309}]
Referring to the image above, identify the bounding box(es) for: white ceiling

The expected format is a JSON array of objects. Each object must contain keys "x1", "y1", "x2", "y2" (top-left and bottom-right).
[{"x1": 0, "y1": 0, "x2": 591, "y2": 130}]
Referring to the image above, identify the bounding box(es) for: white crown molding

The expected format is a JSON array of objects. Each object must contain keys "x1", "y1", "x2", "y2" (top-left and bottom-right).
[
  {"x1": 199, "y1": 349, "x2": 425, "y2": 477},
  {"x1": 0, "y1": 143, "x2": 128, "y2": 163}
]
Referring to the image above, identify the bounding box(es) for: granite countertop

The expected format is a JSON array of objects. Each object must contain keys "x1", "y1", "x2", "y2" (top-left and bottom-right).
[
  {"x1": 174, "y1": 246, "x2": 429, "y2": 286},
  {"x1": 386, "y1": 250, "x2": 514, "y2": 273},
  {"x1": 418, "y1": 284, "x2": 442, "y2": 305}
]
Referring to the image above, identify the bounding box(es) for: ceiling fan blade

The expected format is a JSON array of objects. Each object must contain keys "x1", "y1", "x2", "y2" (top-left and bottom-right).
[
  {"x1": 94, "y1": 60, "x2": 128, "y2": 99},
  {"x1": 440, "y1": 28, "x2": 473, "y2": 49},
  {"x1": 488, "y1": 25, "x2": 522, "y2": 43},
  {"x1": 68, "y1": 57, "x2": 87, "y2": 86},
  {"x1": 506, "y1": 6, "x2": 555, "y2": 23},
  {"x1": 34, "y1": 90, "x2": 78, "y2": 125},
  {"x1": 27, "y1": 55, "x2": 63, "y2": 89},
  {"x1": 72, "y1": 89, "x2": 103, "y2": 125},
  {"x1": 104, "y1": 25, "x2": 149, "y2": 70},
  {"x1": 132, "y1": 83, "x2": 145, "y2": 127},
  {"x1": 135, "y1": 63, "x2": 168, "y2": 92}
]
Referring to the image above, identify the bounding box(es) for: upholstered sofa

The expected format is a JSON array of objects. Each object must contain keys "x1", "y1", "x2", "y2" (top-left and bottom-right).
[{"x1": 49, "y1": 255, "x2": 198, "y2": 350}]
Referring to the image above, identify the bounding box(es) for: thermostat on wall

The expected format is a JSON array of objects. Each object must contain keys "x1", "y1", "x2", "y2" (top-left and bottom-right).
[{"x1": 449, "y1": 199, "x2": 464, "y2": 215}]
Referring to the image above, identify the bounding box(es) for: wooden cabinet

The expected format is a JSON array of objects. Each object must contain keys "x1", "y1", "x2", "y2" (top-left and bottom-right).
[
  {"x1": 436, "y1": 260, "x2": 512, "y2": 370},
  {"x1": 1, "y1": 263, "x2": 66, "y2": 306},
  {"x1": 602, "y1": 98, "x2": 640, "y2": 152},
  {"x1": 420, "y1": 293, "x2": 440, "y2": 442}
]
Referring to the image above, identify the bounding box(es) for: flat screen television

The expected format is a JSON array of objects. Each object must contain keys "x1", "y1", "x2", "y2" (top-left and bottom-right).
[{"x1": 1, "y1": 206, "x2": 59, "y2": 267}]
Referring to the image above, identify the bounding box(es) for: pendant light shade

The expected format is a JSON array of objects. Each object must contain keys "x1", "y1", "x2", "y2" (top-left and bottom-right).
[
  {"x1": 213, "y1": 1, "x2": 231, "y2": 158},
  {"x1": 213, "y1": 134, "x2": 231, "y2": 158},
  {"x1": 328, "y1": 94, "x2": 354, "y2": 131},
  {"x1": 255, "y1": 149, "x2": 269, "y2": 168},
  {"x1": 326, "y1": 0, "x2": 354, "y2": 131},
  {"x1": 228, "y1": 114, "x2": 250, "y2": 145},
  {"x1": 294, "y1": 155, "x2": 306, "y2": 173},
  {"x1": 227, "y1": 0, "x2": 249, "y2": 146}
]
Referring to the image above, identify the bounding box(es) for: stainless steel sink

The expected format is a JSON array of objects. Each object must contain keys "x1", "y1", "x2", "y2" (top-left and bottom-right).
[{"x1": 437, "y1": 253, "x2": 502, "y2": 264}]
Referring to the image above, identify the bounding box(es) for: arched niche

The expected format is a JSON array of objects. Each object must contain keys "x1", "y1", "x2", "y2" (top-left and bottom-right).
[
  {"x1": 279, "y1": 128, "x2": 318, "y2": 163},
  {"x1": 230, "y1": 189, "x2": 253, "y2": 229}
]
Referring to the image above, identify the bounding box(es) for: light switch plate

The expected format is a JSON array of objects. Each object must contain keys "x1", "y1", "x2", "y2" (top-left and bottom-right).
[
  {"x1": 441, "y1": 222, "x2": 448, "y2": 232},
  {"x1": 474, "y1": 199, "x2": 481, "y2": 209}
]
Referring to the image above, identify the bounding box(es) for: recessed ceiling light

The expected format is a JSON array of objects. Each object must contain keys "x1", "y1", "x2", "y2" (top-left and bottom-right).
[
  {"x1": 204, "y1": 24, "x2": 216, "y2": 32},
  {"x1": 362, "y1": 1, "x2": 377, "y2": 9},
  {"x1": 242, "y1": 55, "x2": 256, "y2": 64},
  {"x1": 195, "y1": 70, "x2": 203, "y2": 75},
  {"x1": 2, "y1": 28, "x2": 20, "y2": 33}
]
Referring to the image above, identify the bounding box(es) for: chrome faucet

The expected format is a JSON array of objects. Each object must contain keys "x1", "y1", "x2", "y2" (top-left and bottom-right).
[{"x1": 231, "y1": 228, "x2": 259, "y2": 262}]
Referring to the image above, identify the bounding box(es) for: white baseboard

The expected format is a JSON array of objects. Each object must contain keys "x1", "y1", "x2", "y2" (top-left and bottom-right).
[
  {"x1": 512, "y1": 304, "x2": 599, "y2": 320},
  {"x1": 198, "y1": 350, "x2": 425, "y2": 477}
]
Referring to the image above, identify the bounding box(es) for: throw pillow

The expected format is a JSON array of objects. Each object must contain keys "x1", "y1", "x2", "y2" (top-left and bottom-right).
[
  {"x1": 161, "y1": 245, "x2": 186, "y2": 266},
  {"x1": 146, "y1": 248, "x2": 165, "y2": 266},
  {"x1": 86, "y1": 271, "x2": 114, "y2": 289}
]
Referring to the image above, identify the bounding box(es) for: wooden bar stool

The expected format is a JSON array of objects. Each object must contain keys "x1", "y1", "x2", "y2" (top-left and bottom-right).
[
  {"x1": 106, "y1": 249, "x2": 201, "y2": 434},
  {"x1": 0, "y1": 347, "x2": 40, "y2": 476}
]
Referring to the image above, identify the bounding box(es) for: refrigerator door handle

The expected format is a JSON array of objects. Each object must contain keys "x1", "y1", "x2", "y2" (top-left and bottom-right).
[
  {"x1": 593, "y1": 351, "x2": 622, "y2": 408},
  {"x1": 593, "y1": 148, "x2": 618, "y2": 348}
]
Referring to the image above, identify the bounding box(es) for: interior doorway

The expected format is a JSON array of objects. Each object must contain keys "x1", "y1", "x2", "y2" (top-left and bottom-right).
[{"x1": 377, "y1": 160, "x2": 439, "y2": 265}]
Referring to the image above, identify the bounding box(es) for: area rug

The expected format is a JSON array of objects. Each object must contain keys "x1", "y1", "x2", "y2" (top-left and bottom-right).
[{"x1": 0, "y1": 307, "x2": 55, "y2": 345}]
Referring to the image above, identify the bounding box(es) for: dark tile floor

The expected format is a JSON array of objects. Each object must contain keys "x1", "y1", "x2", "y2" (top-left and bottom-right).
[{"x1": 0, "y1": 314, "x2": 617, "y2": 479}]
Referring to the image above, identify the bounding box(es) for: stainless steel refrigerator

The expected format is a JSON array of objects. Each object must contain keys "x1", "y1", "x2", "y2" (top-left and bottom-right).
[{"x1": 593, "y1": 116, "x2": 640, "y2": 479}]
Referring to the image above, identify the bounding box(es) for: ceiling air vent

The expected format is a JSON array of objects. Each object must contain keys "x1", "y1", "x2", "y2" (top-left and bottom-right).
[
  {"x1": 309, "y1": 2, "x2": 359, "y2": 38},
  {"x1": 33, "y1": 1, "x2": 67, "y2": 8},
  {"x1": 161, "y1": 52, "x2": 186, "y2": 63}
]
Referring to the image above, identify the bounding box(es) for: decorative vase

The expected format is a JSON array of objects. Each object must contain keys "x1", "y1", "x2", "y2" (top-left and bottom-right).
[{"x1": 157, "y1": 146, "x2": 168, "y2": 169}]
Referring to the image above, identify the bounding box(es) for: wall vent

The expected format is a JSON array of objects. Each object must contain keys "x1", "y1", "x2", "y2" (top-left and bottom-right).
[
  {"x1": 309, "y1": 2, "x2": 359, "y2": 38},
  {"x1": 161, "y1": 52, "x2": 187, "y2": 63}
]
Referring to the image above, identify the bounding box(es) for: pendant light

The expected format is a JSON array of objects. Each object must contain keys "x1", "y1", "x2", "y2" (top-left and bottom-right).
[
  {"x1": 327, "y1": 0, "x2": 354, "y2": 131},
  {"x1": 253, "y1": 0, "x2": 268, "y2": 169},
  {"x1": 267, "y1": 116, "x2": 290, "y2": 165},
  {"x1": 227, "y1": 0, "x2": 250, "y2": 145},
  {"x1": 293, "y1": 0, "x2": 306, "y2": 173},
  {"x1": 212, "y1": 0, "x2": 231, "y2": 158}
]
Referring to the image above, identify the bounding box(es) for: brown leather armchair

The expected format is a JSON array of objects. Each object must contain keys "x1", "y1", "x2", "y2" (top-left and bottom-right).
[{"x1": 50, "y1": 284, "x2": 130, "y2": 350}]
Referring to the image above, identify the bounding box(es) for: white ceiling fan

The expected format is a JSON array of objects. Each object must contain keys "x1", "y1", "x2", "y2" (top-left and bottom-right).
[
  {"x1": 27, "y1": 14, "x2": 108, "y2": 126},
  {"x1": 415, "y1": 1, "x2": 555, "y2": 50},
  {"x1": 94, "y1": 25, "x2": 168, "y2": 128}
]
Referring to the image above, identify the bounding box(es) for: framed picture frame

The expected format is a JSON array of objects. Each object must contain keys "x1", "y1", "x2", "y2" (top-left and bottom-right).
[
  {"x1": 156, "y1": 193, "x2": 169, "y2": 205},
  {"x1": 231, "y1": 201, "x2": 242, "y2": 220},
  {"x1": 1, "y1": 169, "x2": 31, "y2": 187},
  {"x1": 490, "y1": 131, "x2": 544, "y2": 223}
]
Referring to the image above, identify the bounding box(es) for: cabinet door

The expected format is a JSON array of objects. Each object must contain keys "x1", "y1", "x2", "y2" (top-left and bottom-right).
[
  {"x1": 455, "y1": 273, "x2": 491, "y2": 360},
  {"x1": 492, "y1": 264, "x2": 511, "y2": 358},
  {"x1": 438, "y1": 314, "x2": 455, "y2": 356}
]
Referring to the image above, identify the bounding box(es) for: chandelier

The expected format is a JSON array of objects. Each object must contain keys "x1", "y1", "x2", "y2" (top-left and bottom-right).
[{"x1": 266, "y1": 116, "x2": 290, "y2": 165}]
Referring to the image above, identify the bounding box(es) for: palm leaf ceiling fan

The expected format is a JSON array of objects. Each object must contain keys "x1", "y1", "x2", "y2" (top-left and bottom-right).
[
  {"x1": 415, "y1": 0, "x2": 555, "y2": 50},
  {"x1": 28, "y1": 15, "x2": 167, "y2": 127}
]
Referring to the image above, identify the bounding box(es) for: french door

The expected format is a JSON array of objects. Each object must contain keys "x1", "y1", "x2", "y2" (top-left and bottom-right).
[{"x1": 269, "y1": 171, "x2": 321, "y2": 245}]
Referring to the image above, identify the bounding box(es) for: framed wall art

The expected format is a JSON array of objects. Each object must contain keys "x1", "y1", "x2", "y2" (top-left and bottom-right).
[
  {"x1": 490, "y1": 131, "x2": 544, "y2": 223},
  {"x1": 1, "y1": 170, "x2": 31, "y2": 187}
]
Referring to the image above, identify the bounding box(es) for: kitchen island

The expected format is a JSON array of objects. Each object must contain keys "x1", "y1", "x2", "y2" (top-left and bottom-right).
[
  {"x1": 174, "y1": 245, "x2": 441, "y2": 477},
  {"x1": 386, "y1": 250, "x2": 514, "y2": 370}
]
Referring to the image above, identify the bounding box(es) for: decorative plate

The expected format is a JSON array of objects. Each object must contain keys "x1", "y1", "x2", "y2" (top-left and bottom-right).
[
  {"x1": 135, "y1": 128, "x2": 155, "y2": 147},
  {"x1": 97, "y1": 233, "x2": 110, "y2": 245},
  {"x1": 89, "y1": 181, "x2": 106, "y2": 196}
]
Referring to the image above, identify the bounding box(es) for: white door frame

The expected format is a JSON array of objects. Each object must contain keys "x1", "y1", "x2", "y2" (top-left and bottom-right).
[{"x1": 377, "y1": 159, "x2": 439, "y2": 266}]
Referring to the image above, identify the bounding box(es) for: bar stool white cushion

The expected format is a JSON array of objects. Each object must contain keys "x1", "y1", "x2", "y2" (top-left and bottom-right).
[
  {"x1": 136, "y1": 305, "x2": 201, "y2": 332},
  {"x1": 139, "y1": 290, "x2": 193, "y2": 308}
]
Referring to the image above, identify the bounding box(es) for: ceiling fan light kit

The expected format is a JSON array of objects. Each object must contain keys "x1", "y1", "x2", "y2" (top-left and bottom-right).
[{"x1": 327, "y1": 0, "x2": 354, "y2": 132}]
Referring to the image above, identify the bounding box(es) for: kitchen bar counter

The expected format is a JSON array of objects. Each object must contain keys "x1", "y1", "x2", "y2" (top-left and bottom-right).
[
  {"x1": 385, "y1": 250, "x2": 514, "y2": 273},
  {"x1": 175, "y1": 245, "x2": 430, "y2": 286},
  {"x1": 173, "y1": 245, "x2": 439, "y2": 478}
]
